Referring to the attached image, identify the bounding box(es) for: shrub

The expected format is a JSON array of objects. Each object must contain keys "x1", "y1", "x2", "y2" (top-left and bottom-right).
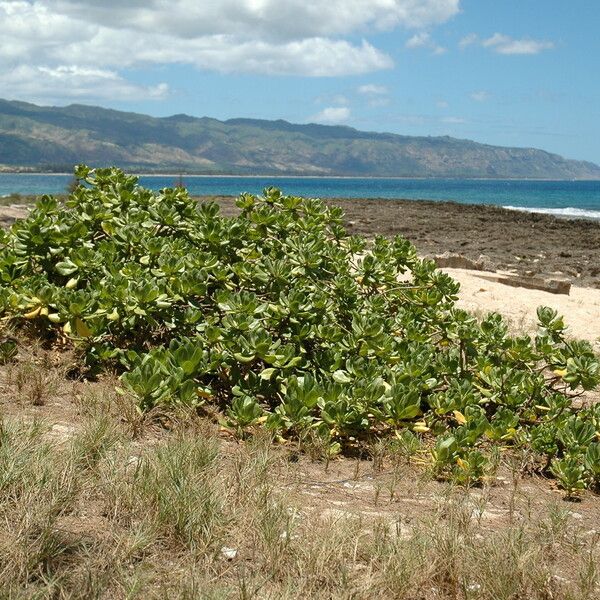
[{"x1": 1, "y1": 166, "x2": 598, "y2": 490}]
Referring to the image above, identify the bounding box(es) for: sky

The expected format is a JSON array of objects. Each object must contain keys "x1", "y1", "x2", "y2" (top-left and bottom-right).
[{"x1": 1, "y1": 0, "x2": 599, "y2": 164}]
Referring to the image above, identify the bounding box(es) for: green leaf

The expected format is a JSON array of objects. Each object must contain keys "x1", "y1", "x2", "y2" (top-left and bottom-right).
[
  {"x1": 55, "y1": 260, "x2": 78, "y2": 276},
  {"x1": 260, "y1": 368, "x2": 277, "y2": 381},
  {"x1": 332, "y1": 370, "x2": 352, "y2": 384}
]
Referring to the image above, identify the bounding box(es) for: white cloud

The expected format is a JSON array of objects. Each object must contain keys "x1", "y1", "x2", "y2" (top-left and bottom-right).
[
  {"x1": 405, "y1": 32, "x2": 446, "y2": 54},
  {"x1": 460, "y1": 32, "x2": 554, "y2": 55},
  {"x1": 310, "y1": 106, "x2": 351, "y2": 124},
  {"x1": 0, "y1": 0, "x2": 462, "y2": 103},
  {"x1": 0, "y1": 65, "x2": 169, "y2": 102},
  {"x1": 436, "y1": 100, "x2": 449, "y2": 108},
  {"x1": 470, "y1": 90, "x2": 489, "y2": 102},
  {"x1": 483, "y1": 33, "x2": 554, "y2": 55},
  {"x1": 357, "y1": 84, "x2": 388, "y2": 96},
  {"x1": 357, "y1": 84, "x2": 390, "y2": 107},
  {"x1": 48, "y1": 0, "x2": 461, "y2": 38},
  {"x1": 47, "y1": 34, "x2": 393, "y2": 76},
  {"x1": 406, "y1": 32, "x2": 430, "y2": 48}
]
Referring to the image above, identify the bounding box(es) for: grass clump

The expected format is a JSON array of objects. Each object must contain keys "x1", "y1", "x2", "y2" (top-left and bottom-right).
[
  {"x1": 0, "y1": 412, "x2": 598, "y2": 599},
  {"x1": 0, "y1": 165, "x2": 599, "y2": 492}
]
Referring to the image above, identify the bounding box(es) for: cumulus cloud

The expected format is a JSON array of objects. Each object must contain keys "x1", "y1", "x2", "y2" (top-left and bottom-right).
[
  {"x1": 0, "y1": 2, "x2": 393, "y2": 76},
  {"x1": 0, "y1": 65, "x2": 170, "y2": 103},
  {"x1": 0, "y1": 0, "x2": 461, "y2": 103},
  {"x1": 0, "y1": 0, "x2": 460, "y2": 103},
  {"x1": 460, "y1": 32, "x2": 554, "y2": 55},
  {"x1": 405, "y1": 32, "x2": 446, "y2": 54},
  {"x1": 48, "y1": 0, "x2": 461, "y2": 38},
  {"x1": 310, "y1": 106, "x2": 351, "y2": 124}
]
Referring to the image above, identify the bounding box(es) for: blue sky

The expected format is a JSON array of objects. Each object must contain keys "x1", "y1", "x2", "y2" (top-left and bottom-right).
[{"x1": 2, "y1": 0, "x2": 599, "y2": 163}]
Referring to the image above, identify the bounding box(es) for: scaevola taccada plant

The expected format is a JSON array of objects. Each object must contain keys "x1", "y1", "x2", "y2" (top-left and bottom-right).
[{"x1": 1, "y1": 165, "x2": 599, "y2": 492}]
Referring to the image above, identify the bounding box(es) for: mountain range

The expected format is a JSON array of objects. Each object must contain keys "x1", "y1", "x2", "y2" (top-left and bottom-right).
[{"x1": 1, "y1": 99, "x2": 599, "y2": 179}]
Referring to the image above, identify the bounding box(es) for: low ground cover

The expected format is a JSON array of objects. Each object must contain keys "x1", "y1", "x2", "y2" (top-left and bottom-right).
[{"x1": 0, "y1": 359, "x2": 599, "y2": 599}]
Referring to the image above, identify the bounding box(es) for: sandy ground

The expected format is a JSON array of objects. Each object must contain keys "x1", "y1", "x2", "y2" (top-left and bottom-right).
[{"x1": 446, "y1": 268, "x2": 600, "y2": 349}]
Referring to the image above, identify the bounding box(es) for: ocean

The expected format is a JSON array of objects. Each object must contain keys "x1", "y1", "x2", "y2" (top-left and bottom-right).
[{"x1": 2, "y1": 174, "x2": 600, "y2": 219}]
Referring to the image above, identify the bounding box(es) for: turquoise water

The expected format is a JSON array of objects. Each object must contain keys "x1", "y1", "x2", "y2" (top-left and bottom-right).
[{"x1": 2, "y1": 174, "x2": 600, "y2": 219}]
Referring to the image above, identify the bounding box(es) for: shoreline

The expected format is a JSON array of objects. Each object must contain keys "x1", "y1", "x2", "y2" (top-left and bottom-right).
[
  {"x1": 1, "y1": 171, "x2": 600, "y2": 182},
  {"x1": 2, "y1": 194, "x2": 600, "y2": 288},
  {"x1": 3, "y1": 190, "x2": 600, "y2": 222},
  {"x1": 208, "y1": 195, "x2": 600, "y2": 288}
]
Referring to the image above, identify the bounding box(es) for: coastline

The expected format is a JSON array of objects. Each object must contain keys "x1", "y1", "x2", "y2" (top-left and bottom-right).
[
  {"x1": 207, "y1": 195, "x2": 600, "y2": 288},
  {"x1": 2, "y1": 171, "x2": 600, "y2": 182},
  {"x1": 2, "y1": 194, "x2": 600, "y2": 288},
  {"x1": 2, "y1": 193, "x2": 600, "y2": 349}
]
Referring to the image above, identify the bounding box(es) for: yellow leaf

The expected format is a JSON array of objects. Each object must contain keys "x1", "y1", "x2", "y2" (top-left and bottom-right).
[
  {"x1": 23, "y1": 306, "x2": 41, "y2": 319},
  {"x1": 500, "y1": 429, "x2": 516, "y2": 440},
  {"x1": 101, "y1": 221, "x2": 114, "y2": 235},
  {"x1": 75, "y1": 317, "x2": 92, "y2": 338},
  {"x1": 65, "y1": 277, "x2": 79, "y2": 289},
  {"x1": 107, "y1": 309, "x2": 120, "y2": 321},
  {"x1": 47, "y1": 313, "x2": 61, "y2": 323},
  {"x1": 553, "y1": 368, "x2": 567, "y2": 378},
  {"x1": 453, "y1": 410, "x2": 467, "y2": 425},
  {"x1": 413, "y1": 424, "x2": 430, "y2": 433},
  {"x1": 456, "y1": 457, "x2": 468, "y2": 470}
]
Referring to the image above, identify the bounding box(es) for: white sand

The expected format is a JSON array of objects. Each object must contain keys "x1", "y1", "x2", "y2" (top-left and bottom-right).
[{"x1": 446, "y1": 267, "x2": 600, "y2": 349}]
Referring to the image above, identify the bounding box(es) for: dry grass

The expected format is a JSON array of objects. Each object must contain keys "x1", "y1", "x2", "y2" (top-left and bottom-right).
[
  {"x1": 0, "y1": 406, "x2": 599, "y2": 599},
  {"x1": 0, "y1": 334, "x2": 599, "y2": 599}
]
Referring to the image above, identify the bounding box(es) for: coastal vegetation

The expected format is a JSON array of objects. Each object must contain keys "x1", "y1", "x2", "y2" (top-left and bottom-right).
[{"x1": 0, "y1": 166, "x2": 599, "y2": 496}]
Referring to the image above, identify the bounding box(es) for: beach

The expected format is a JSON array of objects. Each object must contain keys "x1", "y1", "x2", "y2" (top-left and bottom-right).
[{"x1": 2, "y1": 192, "x2": 600, "y2": 596}]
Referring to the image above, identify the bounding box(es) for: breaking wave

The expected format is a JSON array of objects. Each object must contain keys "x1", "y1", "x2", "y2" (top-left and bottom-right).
[{"x1": 503, "y1": 205, "x2": 600, "y2": 220}]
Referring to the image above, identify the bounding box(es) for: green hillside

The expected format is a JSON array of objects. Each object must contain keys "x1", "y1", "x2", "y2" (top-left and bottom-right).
[{"x1": 1, "y1": 99, "x2": 599, "y2": 178}]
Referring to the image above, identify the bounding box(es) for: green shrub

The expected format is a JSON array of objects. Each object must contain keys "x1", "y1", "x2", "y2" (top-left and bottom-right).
[{"x1": 1, "y1": 166, "x2": 599, "y2": 490}]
